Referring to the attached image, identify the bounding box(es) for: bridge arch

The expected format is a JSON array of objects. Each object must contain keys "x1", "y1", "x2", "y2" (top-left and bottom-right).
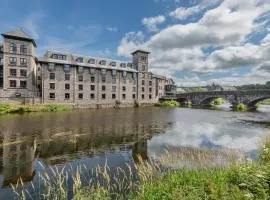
[
  {"x1": 246, "y1": 96, "x2": 270, "y2": 108},
  {"x1": 199, "y1": 96, "x2": 232, "y2": 105},
  {"x1": 177, "y1": 97, "x2": 190, "y2": 106}
]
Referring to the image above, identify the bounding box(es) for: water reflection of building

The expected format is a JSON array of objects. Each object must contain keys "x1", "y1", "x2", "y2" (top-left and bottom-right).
[
  {"x1": 0, "y1": 114, "x2": 173, "y2": 188},
  {"x1": 0, "y1": 130, "x2": 36, "y2": 188}
]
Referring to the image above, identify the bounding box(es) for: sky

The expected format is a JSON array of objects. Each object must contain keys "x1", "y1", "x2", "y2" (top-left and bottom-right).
[{"x1": 0, "y1": 0, "x2": 269, "y2": 87}]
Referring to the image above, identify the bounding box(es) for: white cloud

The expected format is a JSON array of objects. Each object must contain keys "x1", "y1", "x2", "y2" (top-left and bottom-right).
[
  {"x1": 117, "y1": 31, "x2": 145, "y2": 57},
  {"x1": 142, "y1": 15, "x2": 166, "y2": 32},
  {"x1": 24, "y1": 11, "x2": 45, "y2": 40},
  {"x1": 117, "y1": 0, "x2": 270, "y2": 86}
]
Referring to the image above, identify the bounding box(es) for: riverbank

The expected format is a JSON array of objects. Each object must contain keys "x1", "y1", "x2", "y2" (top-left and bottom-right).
[
  {"x1": 12, "y1": 138, "x2": 270, "y2": 199},
  {"x1": 0, "y1": 103, "x2": 71, "y2": 114}
]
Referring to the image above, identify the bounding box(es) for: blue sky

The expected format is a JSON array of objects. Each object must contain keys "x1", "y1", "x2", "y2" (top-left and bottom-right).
[{"x1": 0, "y1": 0, "x2": 269, "y2": 86}]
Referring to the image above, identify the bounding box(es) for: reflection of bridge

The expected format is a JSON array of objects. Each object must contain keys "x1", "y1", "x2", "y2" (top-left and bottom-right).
[{"x1": 162, "y1": 90, "x2": 270, "y2": 109}]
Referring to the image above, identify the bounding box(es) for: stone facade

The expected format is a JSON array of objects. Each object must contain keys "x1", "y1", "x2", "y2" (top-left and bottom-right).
[{"x1": 0, "y1": 29, "x2": 175, "y2": 107}]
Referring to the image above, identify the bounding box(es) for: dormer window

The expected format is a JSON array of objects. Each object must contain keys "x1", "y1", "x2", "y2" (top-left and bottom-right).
[
  {"x1": 110, "y1": 61, "x2": 116, "y2": 67},
  {"x1": 120, "y1": 63, "x2": 126, "y2": 68},
  {"x1": 100, "y1": 60, "x2": 106, "y2": 65},
  {"x1": 52, "y1": 54, "x2": 67, "y2": 60},
  {"x1": 9, "y1": 43, "x2": 17, "y2": 53},
  {"x1": 127, "y1": 63, "x2": 132, "y2": 68},
  {"x1": 76, "y1": 57, "x2": 83, "y2": 63},
  {"x1": 88, "y1": 58, "x2": 95, "y2": 64}
]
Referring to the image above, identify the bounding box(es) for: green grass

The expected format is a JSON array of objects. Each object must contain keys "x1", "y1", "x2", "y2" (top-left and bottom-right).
[
  {"x1": 12, "y1": 139, "x2": 270, "y2": 200},
  {"x1": 261, "y1": 99, "x2": 270, "y2": 105},
  {"x1": 154, "y1": 100, "x2": 180, "y2": 108},
  {"x1": 0, "y1": 103, "x2": 71, "y2": 114}
]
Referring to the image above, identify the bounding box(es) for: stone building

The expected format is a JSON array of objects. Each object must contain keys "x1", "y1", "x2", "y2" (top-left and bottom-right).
[{"x1": 0, "y1": 29, "x2": 175, "y2": 107}]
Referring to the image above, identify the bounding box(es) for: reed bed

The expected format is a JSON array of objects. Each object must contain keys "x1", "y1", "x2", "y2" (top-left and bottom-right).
[{"x1": 11, "y1": 139, "x2": 270, "y2": 200}]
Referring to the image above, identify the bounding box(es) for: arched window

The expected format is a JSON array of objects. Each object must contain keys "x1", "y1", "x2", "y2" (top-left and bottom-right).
[
  {"x1": 76, "y1": 57, "x2": 83, "y2": 63},
  {"x1": 9, "y1": 43, "x2": 17, "y2": 53}
]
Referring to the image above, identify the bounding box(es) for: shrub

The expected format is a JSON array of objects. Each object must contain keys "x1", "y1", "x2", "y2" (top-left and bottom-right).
[
  {"x1": 236, "y1": 103, "x2": 247, "y2": 111},
  {"x1": 155, "y1": 100, "x2": 180, "y2": 108},
  {"x1": 40, "y1": 104, "x2": 71, "y2": 112}
]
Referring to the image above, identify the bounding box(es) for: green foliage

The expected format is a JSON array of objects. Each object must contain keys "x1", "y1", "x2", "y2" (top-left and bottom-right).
[
  {"x1": 235, "y1": 103, "x2": 248, "y2": 111},
  {"x1": 12, "y1": 139, "x2": 270, "y2": 200},
  {"x1": 0, "y1": 103, "x2": 71, "y2": 114},
  {"x1": 212, "y1": 98, "x2": 226, "y2": 105},
  {"x1": 261, "y1": 99, "x2": 270, "y2": 105},
  {"x1": 134, "y1": 100, "x2": 140, "y2": 108},
  {"x1": 40, "y1": 104, "x2": 71, "y2": 112},
  {"x1": 155, "y1": 100, "x2": 180, "y2": 108}
]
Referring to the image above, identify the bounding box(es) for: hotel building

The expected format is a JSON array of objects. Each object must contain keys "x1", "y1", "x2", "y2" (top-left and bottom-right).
[{"x1": 0, "y1": 29, "x2": 175, "y2": 107}]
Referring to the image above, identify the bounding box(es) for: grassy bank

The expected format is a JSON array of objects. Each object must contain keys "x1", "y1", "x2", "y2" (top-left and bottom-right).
[
  {"x1": 12, "y1": 138, "x2": 270, "y2": 199},
  {"x1": 154, "y1": 100, "x2": 180, "y2": 108},
  {"x1": 261, "y1": 99, "x2": 270, "y2": 105},
  {"x1": 0, "y1": 103, "x2": 71, "y2": 114}
]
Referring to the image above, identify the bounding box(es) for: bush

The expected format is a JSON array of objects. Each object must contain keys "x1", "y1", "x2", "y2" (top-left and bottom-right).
[
  {"x1": 40, "y1": 104, "x2": 71, "y2": 112},
  {"x1": 236, "y1": 103, "x2": 247, "y2": 111},
  {"x1": 155, "y1": 100, "x2": 180, "y2": 108}
]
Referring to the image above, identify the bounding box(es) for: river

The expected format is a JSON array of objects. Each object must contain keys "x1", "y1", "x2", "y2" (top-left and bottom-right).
[{"x1": 0, "y1": 105, "x2": 270, "y2": 199}]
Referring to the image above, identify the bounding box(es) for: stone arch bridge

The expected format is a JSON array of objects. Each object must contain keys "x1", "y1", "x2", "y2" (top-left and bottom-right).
[{"x1": 161, "y1": 90, "x2": 270, "y2": 110}]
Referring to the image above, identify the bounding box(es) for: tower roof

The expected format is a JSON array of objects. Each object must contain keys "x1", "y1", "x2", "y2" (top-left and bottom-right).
[
  {"x1": 131, "y1": 49, "x2": 150, "y2": 55},
  {"x1": 1, "y1": 28, "x2": 37, "y2": 47}
]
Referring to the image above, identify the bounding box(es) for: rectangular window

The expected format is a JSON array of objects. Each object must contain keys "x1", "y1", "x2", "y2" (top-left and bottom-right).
[
  {"x1": 20, "y1": 69, "x2": 27, "y2": 77},
  {"x1": 65, "y1": 93, "x2": 70, "y2": 99},
  {"x1": 102, "y1": 85, "x2": 106, "y2": 91},
  {"x1": 10, "y1": 43, "x2": 17, "y2": 53},
  {"x1": 20, "y1": 58, "x2": 27, "y2": 65},
  {"x1": 91, "y1": 85, "x2": 95, "y2": 91},
  {"x1": 90, "y1": 93, "x2": 95, "y2": 99},
  {"x1": 50, "y1": 93, "x2": 55, "y2": 99},
  {"x1": 149, "y1": 81, "x2": 152, "y2": 86},
  {"x1": 20, "y1": 81, "x2": 27, "y2": 88},
  {"x1": 112, "y1": 86, "x2": 116, "y2": 92},
  {"x1": 10, "y1": 69, "x2": 17, "y2": 76},
  {"x1": 78, "y1": 93, "x2": 83, "y2": 99},
  {"x1": 20, "y1": 45, "x2": 27, "y2": 54},
  {"x1": 78, "y1": 84, "x2": 83, "y2": 90},
  {"x1": 91, "y1": 76, "x2": 95, "y2": 83},
  {"x1": 122, "y1": 86, "x2": 126, "y2": 92},
  {"x1": 9, "y1": 57, "x2": 17, "y2": 64},
  {"x1": 78, "y1": 75, "x2": 83, "y2": 82},
  {"x1": 101, "y1": 76, "x2": 106, "y2": 83},
  {"x1": 112, "y1": 94, "x2": 116, "y2": 99},
  {"x1": 149, "y1": 87, "x2": 152, "y2": 92},
  {"x1": 142, "y1": 94, "x2": 145, "y2": 99},
  {"x1": 142, "y1": 87, "x2": 144, "y2": 92},
  {"x1": 50, "y1": 73, "x2": 55, "y2": 80},
  {"x1": 65, "y1": 74, "x2": 70, "y2": 81},
  {"x1": 142, "y1": 80, "x2": 145, "y2": 85},
  {"x1": 9, "y1": 80, "x2": 16, "y2": 87},
  {"x1": 122, "y1": 94, "x2": 126, "y2": 100},
  {"x1": 64, "y1": 64, "x2": 70, "y2": 72},
  {"x1": 122, "y1": 79, "x2": 126, "y2": 84},
  {"x1": 133, "y1": 87, "x2": 136, "y2": 93},
  {"x1": 149, "y1": 94, "x2": 152, "y2": 99},
  {"x1": 50, "y1": 83, "x2": 55, "y2": 89},
  {"x1": 65, "y1": 84, "x2": 70, "y2": 90},
  {"x1": 133, "y1": 94, "x2": 136, "y2": 99},
  {"x1": 112, "y1": 78, "x2": 116, "y2": 84},
  {"x1": 102, "y1": 94, "x2": 106, "y2": 99}
]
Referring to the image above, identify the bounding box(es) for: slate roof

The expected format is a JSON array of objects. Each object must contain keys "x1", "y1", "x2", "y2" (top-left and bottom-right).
[{"x1": 1, "y1": 28, "x2": 37, "y2": 47}]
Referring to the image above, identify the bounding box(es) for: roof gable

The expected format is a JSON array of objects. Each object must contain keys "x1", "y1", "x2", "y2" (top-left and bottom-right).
[{"x1": 1, "y1": 28, "x2": 37, "y2": 47}]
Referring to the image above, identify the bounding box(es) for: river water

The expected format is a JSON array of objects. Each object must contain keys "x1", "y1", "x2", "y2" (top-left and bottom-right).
[{"x1": 0, "y1": 106, "x2": 270, "y2": 199}]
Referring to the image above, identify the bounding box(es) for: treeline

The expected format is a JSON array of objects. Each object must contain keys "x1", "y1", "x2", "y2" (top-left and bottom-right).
[{"x1": 236, "y1": 81, "x2": 270, "y2": 90}]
